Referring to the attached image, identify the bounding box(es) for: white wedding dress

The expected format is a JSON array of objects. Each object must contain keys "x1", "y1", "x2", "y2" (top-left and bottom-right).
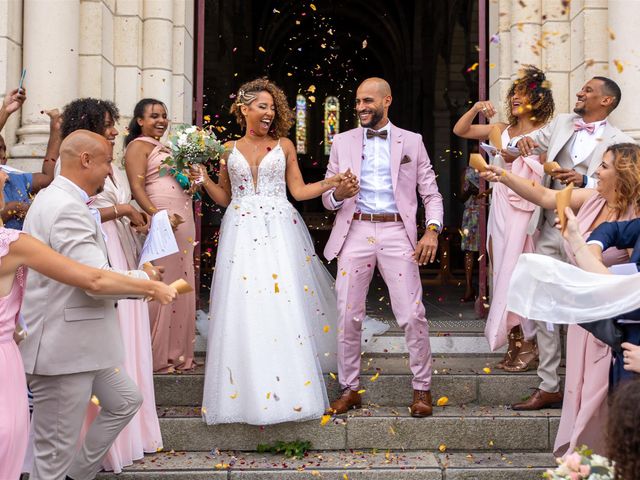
[{"x1": 201, "y1": 141, "x2": 338, "y2": 425}]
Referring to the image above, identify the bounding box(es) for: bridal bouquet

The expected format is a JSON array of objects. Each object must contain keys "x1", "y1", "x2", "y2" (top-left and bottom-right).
[
  {"x1": 159, "y1": 124, "x2": 225, "y2": 197},
  {"x1": 544, "y1": 447, "x2": 614, "y2": 480}
]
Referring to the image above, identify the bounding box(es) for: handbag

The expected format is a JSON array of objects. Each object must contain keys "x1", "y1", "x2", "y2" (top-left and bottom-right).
[{"x1": 580, "y1": 319, "x2": 624, "y2": 354}]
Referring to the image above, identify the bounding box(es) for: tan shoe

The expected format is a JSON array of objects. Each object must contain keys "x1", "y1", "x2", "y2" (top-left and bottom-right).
[
  {"x1": 503, "y1": 339, "x2": 538, "y2": 373},
  {"x1": 410, "y1": 389, "x2": 433, "y2": 417},
  {"x1": 496, "y1": 326, "x2": 523, "y2": 369},
  {"x1": 326, "y1": 388, "x2": 362, "y2": 415},
  {"x1": 511, "y1": 388, "x2": 563, "y2": 411}
]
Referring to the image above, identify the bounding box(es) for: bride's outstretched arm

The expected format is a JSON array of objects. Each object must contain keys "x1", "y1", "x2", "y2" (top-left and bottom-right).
[
  {"x1": 560, "y1": 207, "x2": 610, "y2": 274},
  {"x1": 481, "y1": 164, "x2": 594, "y2": 211},
  {"x1": 282, "y1": 138, "x2": 343, "y2": 201}
]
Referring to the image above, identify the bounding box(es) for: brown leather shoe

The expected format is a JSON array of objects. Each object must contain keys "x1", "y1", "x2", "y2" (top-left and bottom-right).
[
  {"x1": 326, "y1": 388, "x2": 362, "y2": 415},
  {"x1": 511, "y1": 388, "x2": 563, "y2": 411},
  {"x1": 410, "y1": 390, "x2": 433, "y2": 417}
]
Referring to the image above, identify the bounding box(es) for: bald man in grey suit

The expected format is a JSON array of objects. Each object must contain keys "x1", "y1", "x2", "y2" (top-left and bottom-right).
[{"x1": 21, "y1": 131, "x2": 163, "y2": 480}]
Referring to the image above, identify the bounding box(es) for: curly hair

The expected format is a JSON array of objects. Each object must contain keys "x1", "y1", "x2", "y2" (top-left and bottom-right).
[
  {"x1": 606, "y1": 143, "x2": 640, "y2": 217},
  {"x1": 61, "y1": 98, "x2": 120, "y2": 139},
  {"x1": 229, "y1": 78, "x2": 294, "y2": 139},
  {"x1": 124, "y1": 98, "x2": 167, "y2": 146},
  {"x1": 505, "y1": 65, "x2": 555, "y2": 127},
  {"x1": 608, "y1": 379, "x2": 640, "y2": 479}
]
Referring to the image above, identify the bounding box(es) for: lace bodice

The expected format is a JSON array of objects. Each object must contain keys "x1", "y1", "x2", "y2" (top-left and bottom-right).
[{"x1": 227, "y1": 142, "x2": 287, "y2": 199}]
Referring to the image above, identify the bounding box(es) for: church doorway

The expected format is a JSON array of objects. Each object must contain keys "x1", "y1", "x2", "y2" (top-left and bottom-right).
[{"x1": 197, "y1": 0, "x2": 486, "y2": 325}]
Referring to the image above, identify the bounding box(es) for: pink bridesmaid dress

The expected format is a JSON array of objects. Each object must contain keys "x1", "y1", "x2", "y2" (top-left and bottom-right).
[
  {"x1": 485, "y1": 127, "x2": 543, "y2": 349},
  {"x1": 0, "y1": 228, "x2": 29, "y2": 480},
  {"x1": 554, "y1": 193, "x2": 633, "y2": 456},
  {"x1": 127, "y1": 137, "x2": 196, "y2": 373}
]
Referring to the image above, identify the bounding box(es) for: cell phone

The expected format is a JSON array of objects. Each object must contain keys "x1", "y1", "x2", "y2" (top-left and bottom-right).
[{"x1": 18, "y1": 69, "x2": 26, "y2": 92}]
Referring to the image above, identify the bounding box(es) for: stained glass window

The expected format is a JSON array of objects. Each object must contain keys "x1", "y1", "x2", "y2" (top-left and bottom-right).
[
  {"x1": 324, "y1": 96, "x2": 340, "y2": 155},
  {"x1": 295, "y1": 94, "x2": 307, "y2": 154}
]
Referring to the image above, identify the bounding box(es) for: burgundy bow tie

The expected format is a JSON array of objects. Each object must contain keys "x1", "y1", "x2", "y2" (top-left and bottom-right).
[
  {"x1": 574, "y1": 120, "x2": 596, "y2": 134},
  {"x1": 366, "y1": 129, "x2": 388, "y2": 140}
]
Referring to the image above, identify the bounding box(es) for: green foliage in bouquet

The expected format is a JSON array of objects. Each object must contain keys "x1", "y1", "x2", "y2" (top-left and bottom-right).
[
  {"x1": 544, "y1": 446, "x2": 614, "y2": 480},
  {"x1": 159, "y1": 124, "x2": 225, "y2": 198},
  {"x1": 256, "y1": 440, "x2": 312, "y2": 459}
]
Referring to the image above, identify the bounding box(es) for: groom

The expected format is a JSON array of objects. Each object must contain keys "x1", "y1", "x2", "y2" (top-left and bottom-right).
[{"x1": 323, "y1": 77, "x2": 444, "y2": 417}]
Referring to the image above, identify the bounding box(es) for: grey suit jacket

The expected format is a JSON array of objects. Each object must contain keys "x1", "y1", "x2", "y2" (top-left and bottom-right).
[
  {"x1": 526, "y1": 113, "x2": 634, "y2": 233},
  {"x1": 20, "y1": 176, "x2": 146, "y2": 375}
]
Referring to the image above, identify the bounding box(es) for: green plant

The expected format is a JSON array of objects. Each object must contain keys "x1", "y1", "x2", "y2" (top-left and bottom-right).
[{"x1": 256, "y1": 440, "x2": 312, "y2": 459}]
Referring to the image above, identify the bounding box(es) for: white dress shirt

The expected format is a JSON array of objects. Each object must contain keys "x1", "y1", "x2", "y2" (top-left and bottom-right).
[
  {"x1": 571, "y1": 119, "x2": 606, "y2": 189},
  {"x1": 355, "y1": 123, "x2": 398, "y2": 214}
]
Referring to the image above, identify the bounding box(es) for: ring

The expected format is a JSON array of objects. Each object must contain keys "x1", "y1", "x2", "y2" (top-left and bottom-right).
[{"x1": 482, "y1": 107, "x2": 488, "y2": 111}]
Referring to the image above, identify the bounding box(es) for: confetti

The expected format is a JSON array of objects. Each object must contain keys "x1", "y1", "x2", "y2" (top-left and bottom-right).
[
  {"x1": 90, "y1": 395, "x2": 100, "y2": 406},
  {"x1": 293, "y1": 406, "x2": 302, "y2": 412},
  {"x1": 362, "y1": 39, "x2": 368, "y2": 49},
  {"x1": 439, "y1": 443, "x2": 447, "y2": 452},
  {"x1": 329, "y1": 372, "x2": 337, "y2": 380},
  {"x1": 482, "y1": 367, "x2": 491, "y2": 374},
  {"x1": 370, "y1": 372, "x2": 379, "y2": 382},
  {"x1": 230, "y1": 392, "x2": 238, "y2": 399},
  {"x1": 613, "y1": 59, "x2": 624, "y2": 73},
  {"x1": 467, "y1": 62, "x2": 479, "y2": 72},
  {"x1": 357, "y1": 389, "x2": 366, "y2": 394},
  {"x1": 323, "y1": 325, "x2": 330, "y2": 333},
  {"x1": 304, "y1": 380, "x2": 312, "y2": 386},
  {"x1": 310, "y1": 3, "x2": 317, "y2": 10},
  {"x1": 274, "y1": 283, "x2": 280, "y2": 293},
  {"x1": 320, "y1": 414, "x2": 331, "y2": 426},
  {"x1": 436, "y1": 396, "x2": 449, "y2": 407},
  {"x1": 258, "y1": 46, "x2": 266, "y2": 53}
]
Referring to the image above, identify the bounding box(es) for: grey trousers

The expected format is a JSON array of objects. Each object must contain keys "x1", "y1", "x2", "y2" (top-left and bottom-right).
[
  {"x1": 27, "y1": 366, "x2": 142, "y2": 480},
  {"x1": 533, "y1": 216, "x2": 566, "y2": 393}
]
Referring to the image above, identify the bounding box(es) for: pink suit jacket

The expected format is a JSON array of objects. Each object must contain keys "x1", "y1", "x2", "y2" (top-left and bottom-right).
[{"x1": 322, "y1": 124, "x2": 444, "y2": 261}]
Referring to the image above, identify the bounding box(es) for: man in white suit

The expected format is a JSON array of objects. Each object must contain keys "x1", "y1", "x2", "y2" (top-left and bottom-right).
[
  {"x1": 511, "y1": 77, "x2": 633, "y2": 410},
  {"x1": 21, "y1": 130, "x2": 163, "y2": 479}
]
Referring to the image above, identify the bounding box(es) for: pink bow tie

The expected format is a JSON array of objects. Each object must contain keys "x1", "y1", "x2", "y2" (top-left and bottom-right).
[{"x1": 574, "y1": 120, "x2": 596, "y2": 134}]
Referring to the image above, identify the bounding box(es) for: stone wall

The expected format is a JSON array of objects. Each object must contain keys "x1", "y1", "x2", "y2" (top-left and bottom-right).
[
  {"x1": 489, "y1": 0, "x2": 639, "y2": 140},
  {"x1": 0, "y1": 0, "x2": 195, "y2": 170}
]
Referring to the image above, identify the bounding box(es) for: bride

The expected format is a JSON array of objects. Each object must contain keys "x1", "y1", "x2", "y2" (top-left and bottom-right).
[{"x1": 196, "y1": 78, "x2": 352, "y2": 425}]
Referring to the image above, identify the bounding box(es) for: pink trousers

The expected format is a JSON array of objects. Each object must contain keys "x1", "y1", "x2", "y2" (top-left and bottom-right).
[{"x1": 335, "y1": 220, "x2": 433, "y2": 391}]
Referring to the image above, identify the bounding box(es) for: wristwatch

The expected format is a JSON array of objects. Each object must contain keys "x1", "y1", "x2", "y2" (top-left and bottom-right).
[{"x1": 427, "y1": 223, "x2": 440, "y2": 233}]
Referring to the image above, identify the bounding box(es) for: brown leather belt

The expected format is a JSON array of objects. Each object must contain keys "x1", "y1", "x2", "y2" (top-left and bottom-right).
[{"x1": 353, "y1": 212, "x2": 401, "y2": 222}]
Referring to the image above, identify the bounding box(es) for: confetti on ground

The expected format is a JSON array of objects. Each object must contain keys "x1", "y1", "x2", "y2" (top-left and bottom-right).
[
  {"x1": 320, "y1": 414, "x2": 331, "y2": 426},
  {"x1": 483, "y1": 367, "x2": 491, "y2": 374},
  {"x1": 370, "y1": 372, "x2": 379, "y2": 382},
  {"x1": 436, "y1": 396, "x2": 449, "y2": 407},
  {"x1": 439, "y1": 444, "x2": 447, "y2": 452}
]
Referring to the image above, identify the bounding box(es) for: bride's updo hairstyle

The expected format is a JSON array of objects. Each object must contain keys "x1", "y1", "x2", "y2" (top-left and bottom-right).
[
  {"x1": 230, "y1": 78, "x2": 294, "y2": 139},
  {"x1": 607, "y1": 142, "x2": 640, "y2": 216}
]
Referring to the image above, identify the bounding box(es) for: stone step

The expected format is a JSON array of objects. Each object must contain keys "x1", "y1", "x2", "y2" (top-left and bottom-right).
[
  {"x1": 96, "y1": 451, "x2": 555, "y2": 479},
  {"x1": 155, "y1": 357, "x2": 562, "y2": 407},
  {"x1": 156, "y1": 406, "x2": 560, "y2": 452}
]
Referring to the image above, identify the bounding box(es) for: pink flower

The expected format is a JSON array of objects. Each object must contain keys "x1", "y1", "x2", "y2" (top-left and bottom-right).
[
  {"x1": 579, "y1": 465, "x2": 591, "y2": 476},
  {"x1": 565, "y1": 453, "x2": 583, "y2": 471}
]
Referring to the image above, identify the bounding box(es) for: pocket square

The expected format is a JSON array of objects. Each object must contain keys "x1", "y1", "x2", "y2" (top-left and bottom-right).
[{"x1": 401, "y1": 155, "x2": 412, "y2": 164}]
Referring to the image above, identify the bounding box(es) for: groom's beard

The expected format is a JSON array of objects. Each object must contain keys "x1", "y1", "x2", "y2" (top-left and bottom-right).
[{"x1": 360, "y1": 107, "x2": 384, "y2": 128}]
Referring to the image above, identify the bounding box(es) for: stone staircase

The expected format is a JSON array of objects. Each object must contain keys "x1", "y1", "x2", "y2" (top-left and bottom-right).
[{"x1": 97, "y1": 352, "x2": 561, "y2": 479}]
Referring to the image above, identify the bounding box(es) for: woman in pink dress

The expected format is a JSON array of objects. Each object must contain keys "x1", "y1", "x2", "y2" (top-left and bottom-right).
[
  {"x1": 483, "y1": 142, "x2": 640, "y2": 455},
  {"x1": 0, "y1": 170, "x2": 176, "y2": 480},
  {"x1": 58, "y1": 98, "x2": 163, "y2": 472},
  {"x1": 125, "y1": 99, "x2": 196, "y2": 373},
  {"x1": 453, "y1": 66, "x2": 555, "y2": 371}
]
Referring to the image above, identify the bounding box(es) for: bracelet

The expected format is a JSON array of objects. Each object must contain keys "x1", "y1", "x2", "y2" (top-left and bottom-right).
[{"x1": 113, "y1": 205, "x2": 119, "y2": 218}]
